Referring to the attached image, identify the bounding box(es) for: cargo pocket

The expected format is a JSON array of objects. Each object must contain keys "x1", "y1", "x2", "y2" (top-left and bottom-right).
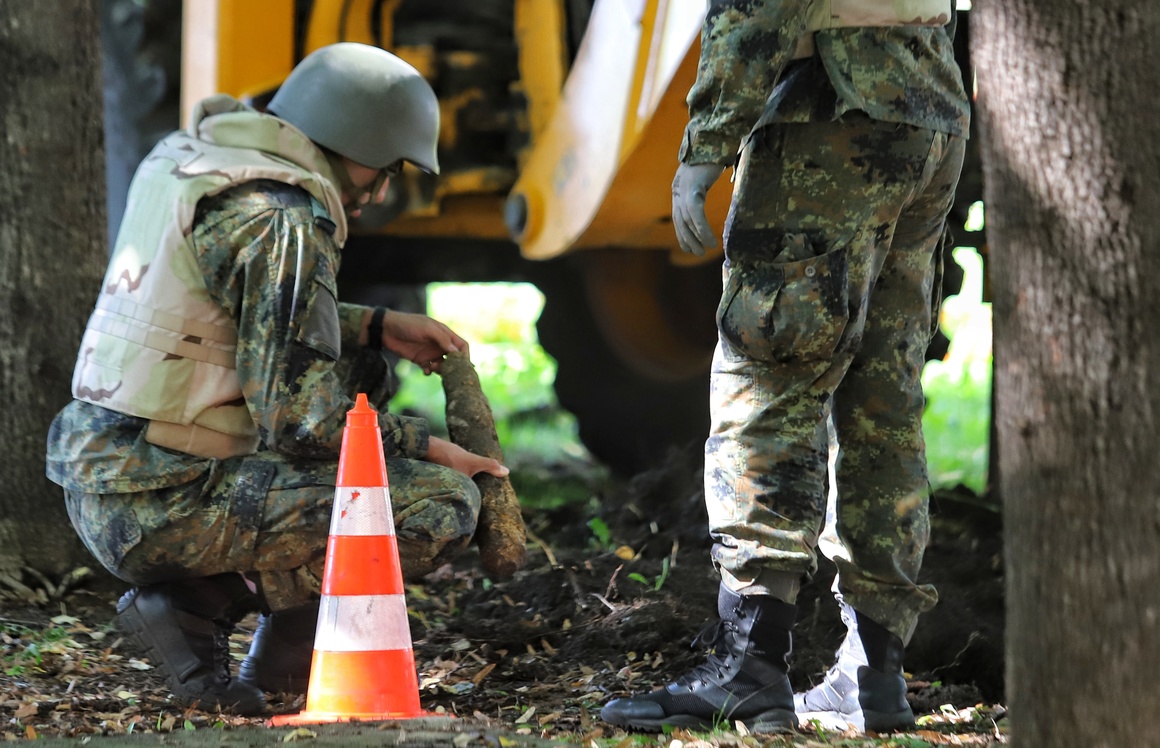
[
  {"x1": 297, "y1": 276, "x2": 341, "y2": 361},
  {"x1": 64, "y1": 491, "x2": 142, "y2": 574},
  {"x1": 718, "y1": 242, "x2": 851, "y2": 364},
  {"x1": 228, "y1": 457, "x2": 278, "y2": 571}
]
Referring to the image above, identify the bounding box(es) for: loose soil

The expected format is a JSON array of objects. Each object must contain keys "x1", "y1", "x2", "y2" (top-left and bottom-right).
[{"x1": 1, "y1": 445, "x2": 1006, "y2": 745}]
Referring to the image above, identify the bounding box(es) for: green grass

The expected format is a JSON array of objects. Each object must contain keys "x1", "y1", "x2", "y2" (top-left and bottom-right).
[{"x1": 392, "y1": 253, "x2": 993, "y2": 497}]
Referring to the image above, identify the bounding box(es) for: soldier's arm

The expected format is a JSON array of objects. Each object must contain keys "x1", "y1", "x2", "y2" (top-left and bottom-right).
[
  {"x1": 192, "y1": 183, "x2": 430, "y2": 460},
  {"x1": 680, "y1": 0, "x2": 812, "y2": 166},
  {"x1": 338, "y1": 301, "x2": 374, "y2": 350}
]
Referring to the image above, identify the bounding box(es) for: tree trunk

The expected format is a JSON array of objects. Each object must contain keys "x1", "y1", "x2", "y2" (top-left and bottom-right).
[
  {"x1": 974, "y1": 2, "x2": 1160, "y2": 745},
  {"x1": 0, "y1": 3, "x2": 108, "y2": 587}
]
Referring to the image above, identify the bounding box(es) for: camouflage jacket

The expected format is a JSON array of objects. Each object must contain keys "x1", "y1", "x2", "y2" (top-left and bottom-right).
[
  {"x1": 680, "y1": 0, "x2": 970, "y2": 166},
  {"x1": 48, "y1": 99, "x2": 428, "y2": 494}
]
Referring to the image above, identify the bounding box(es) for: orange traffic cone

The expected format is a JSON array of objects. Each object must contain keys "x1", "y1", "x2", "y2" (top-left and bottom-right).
[{"x1": 272, "y1": 393, "x2": 429, "y2": 725}]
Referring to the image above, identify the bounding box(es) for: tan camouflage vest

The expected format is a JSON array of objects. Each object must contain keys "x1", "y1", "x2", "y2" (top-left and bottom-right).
[
  {"x1": 72, "y1": 95, "x2": 348, "y2": 459},
  {"x1": 796, "y1": 0, "x2": 953, "y2": 57}
]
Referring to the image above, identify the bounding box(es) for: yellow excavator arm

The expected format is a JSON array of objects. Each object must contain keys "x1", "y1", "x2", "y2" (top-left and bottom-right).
[
  {"x1": 180, "y1": 0, "x2": 730, "y2": 258},
  {"x1": 179, "y1": 0, "x2": 728, "y2": 473}
]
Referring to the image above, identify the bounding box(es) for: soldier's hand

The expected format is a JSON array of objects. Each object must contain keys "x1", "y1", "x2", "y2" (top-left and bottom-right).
[
  {"x1": 426, "y1": 437, "x2": 510, "y2": 479},
  {"x1": 672, "y1": 163, "x2": 724, "y2": 256},
  {"x1": 378, "y1": 310, "x2": 470, "y2": 375}
]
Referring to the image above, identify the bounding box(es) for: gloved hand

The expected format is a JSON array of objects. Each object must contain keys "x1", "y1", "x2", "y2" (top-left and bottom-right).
[{"x1": 672, "y1": 163, "x2": 725, "y2": 256}]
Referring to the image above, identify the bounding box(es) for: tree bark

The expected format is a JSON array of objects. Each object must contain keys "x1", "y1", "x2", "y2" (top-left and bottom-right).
[
  {"x1": 0, "y1": 3, "x2": 108, "y2": 587},
  {"x1": 441, "y1": 351, "x2": 528, "y2": 577},
  {"x1": 974, "y1": 2, "x2": 1160, "y2": 745}
]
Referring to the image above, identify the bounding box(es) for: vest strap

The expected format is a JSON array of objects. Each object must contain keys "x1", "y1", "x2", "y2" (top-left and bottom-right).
[
  {"x1": 146, "y1": 420, "x2": 259, "y2": 460},
  {"x1": 89, "y1": 307, "x2": 238, "y2": 369},
  {"x1": 95, "y1": 295, "x2": 238, "y2": 345}
]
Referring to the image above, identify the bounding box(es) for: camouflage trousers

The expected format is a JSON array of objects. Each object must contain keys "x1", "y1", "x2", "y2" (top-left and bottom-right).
[
  {"x1": 64, "y1": 351, "x2": 480, "y2": 612},
  {"x1": 706, "y1": 113, "x2": 965, "y2": 641}
]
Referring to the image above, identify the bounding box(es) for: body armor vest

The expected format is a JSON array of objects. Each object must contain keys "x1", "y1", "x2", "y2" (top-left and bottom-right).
[{"x1": 72, "y1": 96, "x2": 347, "y2": 459}]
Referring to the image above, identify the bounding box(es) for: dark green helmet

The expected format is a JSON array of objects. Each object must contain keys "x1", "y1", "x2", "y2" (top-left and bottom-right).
[{"x1": 268, "y1": 42, "x2": 440, "y2": 174}]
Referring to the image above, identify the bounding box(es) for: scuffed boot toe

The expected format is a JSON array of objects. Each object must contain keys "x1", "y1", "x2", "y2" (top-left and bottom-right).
[{"x1": 600, "y1": 695, "x2": 669, "y2": 728}]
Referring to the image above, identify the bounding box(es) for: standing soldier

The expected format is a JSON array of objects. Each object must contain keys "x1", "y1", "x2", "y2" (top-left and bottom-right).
[
  {"x1": 602, "y1": 0, "x2": 969, "y2": 734},
  {"x1": 47, "y1": 43, "x2": 507, "y2": 715}
]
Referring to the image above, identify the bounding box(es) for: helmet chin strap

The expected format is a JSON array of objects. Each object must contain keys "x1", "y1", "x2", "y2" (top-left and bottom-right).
[
  {"x1": 323, "y1": 151, "x2": 384, "y2": 216},
  {"x1": 366, "y1": 169, "x2": 390, "y2": 204}
]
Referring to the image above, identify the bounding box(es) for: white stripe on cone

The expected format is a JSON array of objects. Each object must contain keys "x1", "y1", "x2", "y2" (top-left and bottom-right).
[
  {"x1": 329, "y1": 486, "x2": 395, "y2": 536},
  {"x1": 313, "y1": 593, "x2": 413, "y2": 652}
]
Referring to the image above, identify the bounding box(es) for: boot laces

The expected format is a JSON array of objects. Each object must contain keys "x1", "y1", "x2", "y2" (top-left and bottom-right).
[
  {"x1": 210, "y1": 625, "x2": 236, "y2": 684},
  {"x1": 676, "y1": 614, "x2": 741, "y2": 686}
]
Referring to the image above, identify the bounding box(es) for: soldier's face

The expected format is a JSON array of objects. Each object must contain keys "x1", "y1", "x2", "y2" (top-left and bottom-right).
[{"x1": 341, "y1": 158, "x2": 391, "y2": 217}]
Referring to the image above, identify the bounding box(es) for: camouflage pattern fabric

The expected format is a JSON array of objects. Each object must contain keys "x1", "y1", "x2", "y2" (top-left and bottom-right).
[
  {"x1": 48, "y1": 179, "x2": 429, "y2": 492},
  {"x1": 63, "y1": 450, "x2": 479, "y2": 611},
  {"x1": 705, "y1": 113, "x2": 965, "y2": 642},
  {"x1": 70, "y1": 96, "x2": 354, "y2": 453},
  {"x1": 680, "y1": 0, "x2": 968, "y2": 167},
  {"x1": 191, "y1": 179, "x2": 429, "y2": 461},
  {"x1": 48, "y1": 173, "x2": 476, "y2": 610},
  {"x1": 53, "y1": 344, "x2": 479, "y2": 611}
]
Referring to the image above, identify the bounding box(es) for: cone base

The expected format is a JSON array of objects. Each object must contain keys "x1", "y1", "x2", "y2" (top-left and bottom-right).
[
  {"x1": 303, "y1": 649, "x2": 422, "y2": 713},
  {"x1": 269, "y1": 710, "x2": 442, "y2": 727}
]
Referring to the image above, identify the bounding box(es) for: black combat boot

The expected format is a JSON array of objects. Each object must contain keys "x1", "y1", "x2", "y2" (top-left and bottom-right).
[
  {"x1": 237, "y1": 602, "x2": 319, "y2": 694},
  {"x1": 794, "y1": 603, "x2": 915, "y2": 733},
  {"x1": 601, "y1": 585, "x2": 797, "y2": 733},
  {"x1": 116, "y1": 574, "x2": 266, "y2": 715}
]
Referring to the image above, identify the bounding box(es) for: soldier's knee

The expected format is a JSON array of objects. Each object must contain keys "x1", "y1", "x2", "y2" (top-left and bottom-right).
[{"x1": 394, "y1": 474, "x2": 481, "y2": 578}]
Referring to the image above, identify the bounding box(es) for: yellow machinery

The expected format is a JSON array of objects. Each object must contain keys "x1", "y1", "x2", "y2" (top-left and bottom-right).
[{"x1": 181, "y1": 0, "x2": 733, "y2": 472}]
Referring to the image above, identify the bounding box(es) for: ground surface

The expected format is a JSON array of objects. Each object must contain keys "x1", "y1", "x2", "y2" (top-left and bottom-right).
[{"x1": 1, "y1": 446, "x2": 1006, "y2": 746}]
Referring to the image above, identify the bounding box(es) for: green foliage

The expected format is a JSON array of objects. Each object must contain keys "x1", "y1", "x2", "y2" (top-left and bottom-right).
[
  {"x1": 389, "y1": 282, "x2": 600, "y2": 513},
  {"x1": 587, "y1": 517, "x2": 613, "y2": 549},
  {"x1": 392, "y1": 274, "x2": 993, "y2": 502},
  {"x1": 923, "y1": 361, "x2": 990, "y2": 493},
  {"x1": 510, "y1": 467, "x2": 603, "y2": 512},
  {"x1": 922, "y1": 247, "x2": 992, "y2": 495}
]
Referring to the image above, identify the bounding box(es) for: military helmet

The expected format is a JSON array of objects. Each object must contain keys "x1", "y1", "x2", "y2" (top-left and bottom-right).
[{"x1": 268, "y1": 42, "x2": 440, "y2": 174}]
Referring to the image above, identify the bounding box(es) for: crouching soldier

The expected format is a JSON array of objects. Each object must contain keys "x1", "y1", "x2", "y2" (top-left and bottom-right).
[{"x1": 46, "y1": 43, "x2": 507, "y2": 715}]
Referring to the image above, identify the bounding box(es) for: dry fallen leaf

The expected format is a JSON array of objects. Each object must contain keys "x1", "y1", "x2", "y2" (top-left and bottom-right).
[{"x1": 471, "y1": 662, "x2": 496, "y2": 685}]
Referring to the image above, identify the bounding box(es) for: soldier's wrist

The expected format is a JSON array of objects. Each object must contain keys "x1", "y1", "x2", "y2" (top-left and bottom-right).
[{"x1": 366, "y1": 306, "x2": 388, "y2": 350}]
